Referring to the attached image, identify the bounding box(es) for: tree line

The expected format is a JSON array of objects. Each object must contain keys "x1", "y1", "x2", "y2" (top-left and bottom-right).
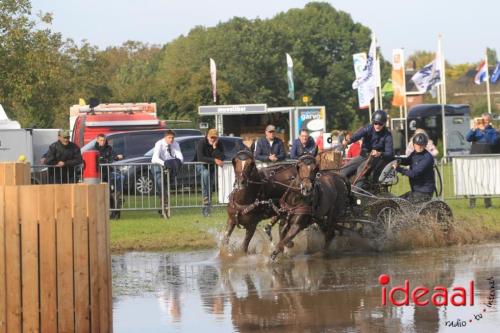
[{"x1": 0, "y1": 1, "x2": 496, "y2": 131}]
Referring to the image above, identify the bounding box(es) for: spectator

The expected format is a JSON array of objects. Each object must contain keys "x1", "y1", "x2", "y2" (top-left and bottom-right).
[
  {"x1": 406, "y1": 129, "x2": 439, "y2": 157},
  {"x1": 94, "y1": 133, "x2": 124, "y2": 183},
  {"x1": 394, "y1": 133, "x2": 435, "y2": 204},
  {"x1": 196, "y1": 128, "x2": 225, "y2": 217},
  {"x1": 340, "y1": 110, "x2": 393, "y2": 189},
  {"x1": 345, "y1": 131, "x2": 361, "y2": 159},
  {"x1": 315, "y1": 130, "x2": 324, "y2": 153},
  {"x1": 152, "y1": 130, "x2": 184, "y2": 200},
  {"x1": 290, "y1": 129, "x2": 318, "y2": 159},
  {"x1": 44, "y1": 129, "x2": 83, "y2": 184},
  {"x1": 254, "y1": 125, "x2": 286, "y2": 162},
  {"x1": 465, "y1": 113, "x2": 498, "y2": 208}
]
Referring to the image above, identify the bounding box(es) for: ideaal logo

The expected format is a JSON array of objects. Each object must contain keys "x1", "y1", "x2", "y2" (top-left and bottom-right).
[{"x1": 378, "y1": 274, "x2": 496, "y2": 328}]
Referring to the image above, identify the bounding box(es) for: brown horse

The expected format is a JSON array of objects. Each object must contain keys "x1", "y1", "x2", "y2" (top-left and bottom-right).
[
  {"x1": 267, "y1": 155, "x2": 352, "y2": 259},
  {"x1": 224, "y1": 150, "x2": 280, "y2": 253},
  {"x1": 270, "y1": 155, "x2": 318, "y2": 260}
]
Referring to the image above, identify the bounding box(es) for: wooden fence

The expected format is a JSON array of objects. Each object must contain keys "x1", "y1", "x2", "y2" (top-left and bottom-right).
[{"x1": 0, "y1": 183, "x2": 112, "y2": 333}]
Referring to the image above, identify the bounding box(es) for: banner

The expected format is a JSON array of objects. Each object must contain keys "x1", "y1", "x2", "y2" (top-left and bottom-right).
[
  {"x1": 453, "y1": 156, "x2": 500, "y2": 196},
  {"x1": 286, "y1": 53, "x2": 295, "y2": 100},
  {"x1": 352, "y1": 52, "x2": 374, "y2": 109},
  {"x1": 210, "y1": 58, "x2": 217, "y2": 103},
  {"x1": 391, "y1": 49, "x2": 405, "y2": 106},
  {"x1": 295, "y1": 106, "x2": 326, "y2": 141},
  {"x1": 411, "y1": 59, "x2": 441, "y2": 93}
]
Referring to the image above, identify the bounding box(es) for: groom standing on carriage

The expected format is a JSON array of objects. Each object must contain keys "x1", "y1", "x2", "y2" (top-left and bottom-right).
[{"x1": 340, "y1": 110, "x2": 393, "y2": 189}]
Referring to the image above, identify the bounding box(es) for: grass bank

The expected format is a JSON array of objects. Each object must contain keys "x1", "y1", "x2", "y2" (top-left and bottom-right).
[{"x1": 110, "y1": 199, "x2": 500, "y2": 253}]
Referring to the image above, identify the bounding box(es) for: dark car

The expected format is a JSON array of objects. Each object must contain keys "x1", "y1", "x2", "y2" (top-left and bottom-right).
[
  {"x1": 114, "y1": 135, "x2": 245, "y2": 195},
  {"x1": 81, "y1": 128, "x2": 202, "y2": 159}
]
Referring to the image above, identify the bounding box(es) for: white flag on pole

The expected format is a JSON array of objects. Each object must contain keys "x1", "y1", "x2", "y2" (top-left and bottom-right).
[
  {"x1": 411, "y1": 59, "x2": 441, "y2": 93},
  {"x1": 352, "y1": 39, "x2": 376, "y2": 91},
  {"x1": 210, "y1": 58, "x2": 217, "y2": 103},
  {"x1": 353, "y1": 53, "x2": 374, "y2": 109}
]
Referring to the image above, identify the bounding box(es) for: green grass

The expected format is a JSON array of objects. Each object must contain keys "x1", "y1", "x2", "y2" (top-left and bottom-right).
[{"x1": 110, "y1": 207, "x2": 227, "y2": 253}]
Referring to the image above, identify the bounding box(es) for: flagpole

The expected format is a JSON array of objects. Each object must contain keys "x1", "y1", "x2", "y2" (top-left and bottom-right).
[
  {"x1": 377, "y1": 56, "x2": 383, "y2": 110},
  {"x1": 373, "y1": 35, "x2": 379, "y2": 110},
  {"x1": 485, "y1": 49, "x2": 492, "y2": 114},
  {"x1": 438, "y1": 34, "x2": 447, "y2": 157},
  {"x1": 401, "y1": 50, "x2": 409, "y2": 149}
]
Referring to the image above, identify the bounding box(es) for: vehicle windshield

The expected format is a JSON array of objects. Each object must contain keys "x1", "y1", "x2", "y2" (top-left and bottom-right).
[
  {"x1": 144, "y1": 148, "x2": 154, "y2": 157},
  {"x1": 81, "y1": 139, "x2": 96, "y2": 151}
]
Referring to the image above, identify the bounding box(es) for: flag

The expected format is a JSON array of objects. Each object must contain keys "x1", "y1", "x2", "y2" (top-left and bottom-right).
[
  {"x1": 352, "y1": 39, "x2": 376, "y2": 91},
  {"x1": 209, "y1": 58, "x2": 217, "y2": 103},
  {"x1": 474, "y1": 60, "x2": 488, "y2": 85},
  {"x1": 411, "y1": 59, "x2": 441, "y2": 93},
  {"x1": 286, "y1": 53, "x2": 294, "y2": 100},
  {"x1": 391, "y1": 49, "x2": 406, "y2": 106},
  {"x1": 353, "y1": 52, "x2": 374, "y2": 108},
  {"x1": 491, "y1": 61, "x2": 500, "y2": 84}
]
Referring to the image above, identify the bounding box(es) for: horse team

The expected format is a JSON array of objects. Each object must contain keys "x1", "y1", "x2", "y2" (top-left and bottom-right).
[{"x1": 225, "y1": 150, "x2": 351, "y2": 260}]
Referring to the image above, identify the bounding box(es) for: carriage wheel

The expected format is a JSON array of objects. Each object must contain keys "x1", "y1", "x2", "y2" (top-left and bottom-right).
[
  {"x1": 363, "y1": 199, "x2": 402, "y2": 242},
  {"x1": 418, "y1": 200, "x2": 454, "y2": 232}
]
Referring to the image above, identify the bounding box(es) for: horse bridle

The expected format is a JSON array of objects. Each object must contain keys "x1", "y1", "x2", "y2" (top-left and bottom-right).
[
  {"x1": 233, "y1": 150, "x2": 263, "y2": 189},
  {"x1": 296, "y1": 155, "x2": 320, "y2": 185}
]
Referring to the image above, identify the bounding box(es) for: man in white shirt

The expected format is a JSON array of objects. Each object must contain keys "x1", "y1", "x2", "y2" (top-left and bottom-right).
[{"x1": 152, "y1": 130, "x2": 183, "y2": 195}]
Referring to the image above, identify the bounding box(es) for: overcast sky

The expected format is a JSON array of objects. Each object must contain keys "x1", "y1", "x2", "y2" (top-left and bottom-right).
[{"x1": 31, "y1": 0, "x2": 498, "y2": 64}]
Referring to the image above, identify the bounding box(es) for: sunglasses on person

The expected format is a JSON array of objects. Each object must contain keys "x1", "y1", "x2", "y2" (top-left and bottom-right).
[
  {"x1": 267, "y1": 130, "x2": 275, "y2": 133},
  {"x1": 373, "y1": 122, "x2": 384, "y2": 126},
  {"x1": 61, "y1": 136, "x2": 70, "y2": 139}
]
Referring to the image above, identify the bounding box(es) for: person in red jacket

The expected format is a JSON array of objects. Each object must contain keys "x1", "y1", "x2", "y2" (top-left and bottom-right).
[{"x1": 345, "y1": 131, "x2": 361, "y2": 159}]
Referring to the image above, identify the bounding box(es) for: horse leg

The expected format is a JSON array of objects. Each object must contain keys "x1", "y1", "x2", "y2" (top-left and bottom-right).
[
  {"x1": 323, "y1": 215, "x2": 337, "y2": 251},
  {"x1": 271, "y1": 217, "x2": 305, "y2": 260},
  {"x1": 241, "y1": 223, "x2": 257, "y2": 253},
  {"x1": 264, "y1": 215, "x2": 279, "y2": 241},
  {"x1": 223, "y1": 217, "x2": 236, "y2": 245}
]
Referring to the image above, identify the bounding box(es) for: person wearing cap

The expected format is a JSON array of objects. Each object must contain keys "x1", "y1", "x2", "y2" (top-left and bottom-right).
[
  {"x1": 254, "y1": 125, "x2": 286, "y2": 162},
  {"x1": 44, "y1": 129, "x2": 83, "y2": 184},
  {"x1": 393, "y1": 132, "x2": 435, "y2": 203},
  {"x1": 340, "y1": 110, "x2": 393, "y2": 189},
  {"x1": 290, "y1": 128, "x2": 318, "y2": 159},
  {"x1": 196, "y1": 128, "x2": 225, "y2": 216}
]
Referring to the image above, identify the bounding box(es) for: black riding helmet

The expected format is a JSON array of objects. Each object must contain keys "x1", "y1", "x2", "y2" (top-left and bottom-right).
[
  {"x1": 371, "y1": 110, "x2": 387, "y2": 124},
  {"x1": 412, "y1": 133, "x2": 428, "y2": 146}
]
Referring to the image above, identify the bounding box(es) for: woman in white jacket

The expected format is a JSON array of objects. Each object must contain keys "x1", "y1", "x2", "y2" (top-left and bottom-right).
[{"x1": 405, "y1": 129, "x2": 439, "y2": 157}]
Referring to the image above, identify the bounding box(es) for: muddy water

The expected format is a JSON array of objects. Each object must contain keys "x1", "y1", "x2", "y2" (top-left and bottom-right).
[{"x1": 112, "y1": 244, "x2": 500, "y2": 332}]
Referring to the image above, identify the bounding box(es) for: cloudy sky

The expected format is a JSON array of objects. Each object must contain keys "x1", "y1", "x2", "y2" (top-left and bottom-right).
[{"x1": 31, "y1": 0, "x2": 499, "y2": 64}]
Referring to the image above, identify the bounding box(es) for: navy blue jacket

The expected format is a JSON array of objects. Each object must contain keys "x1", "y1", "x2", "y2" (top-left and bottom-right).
[
  {"x1": 290, "y1": 137, "x2": 318, "y2": 159},
  {"x1": 349, "y1": 125, "x2": 393, "y2": 160},
  {"x1": 397, "y1": 150, "x2": 435, "y2": 194},
  {"x1": 465, "y1": 125, "x2": 498, "y2": 145},
  {"x1": 254, "y1": 137, "x2": 286, "y2": 162}
]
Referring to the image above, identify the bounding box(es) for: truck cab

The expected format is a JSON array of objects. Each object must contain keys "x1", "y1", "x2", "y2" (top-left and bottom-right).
[{"x1": 70, "y1": 102, "x2": 166, "y2": 147}]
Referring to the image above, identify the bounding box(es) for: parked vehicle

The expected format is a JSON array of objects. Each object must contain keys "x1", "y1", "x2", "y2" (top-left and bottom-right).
[
  {"x1": 407, "y1": 104, "x2": 471, "y2": 156},
  {"x1": 81, "y1": 129, "x2": 202, "y2": 159},
  {"x1": 114, "y1": 135, "x2": 245, "y2": 195},
  {"x1": 70, "y1": 102, "x2": 166, "y2": 147}
]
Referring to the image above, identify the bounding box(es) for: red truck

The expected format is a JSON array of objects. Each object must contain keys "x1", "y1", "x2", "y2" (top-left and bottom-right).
[{"x1": 70, "y1": 102, "x2": 166, "y2": 147}]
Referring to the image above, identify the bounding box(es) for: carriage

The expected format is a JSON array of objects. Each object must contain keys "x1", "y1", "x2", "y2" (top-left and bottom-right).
[{"x1": 317, "y1": 150, "x2": 454, "y2": 245}]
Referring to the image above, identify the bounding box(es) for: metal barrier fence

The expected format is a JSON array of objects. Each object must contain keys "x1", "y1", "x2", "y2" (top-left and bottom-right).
[
  {"x1": 439, "y1": 154, "x2": 500, "y2": 200},
  {"x1": 31, "y1": 155, "x2": 500, "y2": 218}
]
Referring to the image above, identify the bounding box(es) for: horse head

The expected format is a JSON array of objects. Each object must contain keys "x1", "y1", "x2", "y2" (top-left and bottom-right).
[
  {"x1": 296, "y1": 154, "x2": 319, "y2": 197},
  {"x1": 231, "y1": 150, "x2": 257, "y2": 190}
]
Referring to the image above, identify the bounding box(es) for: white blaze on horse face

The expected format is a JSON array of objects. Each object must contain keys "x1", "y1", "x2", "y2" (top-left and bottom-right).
[{"x1": 241, "y1": 159, "x2": 246, "y2": 172}]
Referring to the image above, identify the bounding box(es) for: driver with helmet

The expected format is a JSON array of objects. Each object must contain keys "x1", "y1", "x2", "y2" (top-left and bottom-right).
[
  {"x1": 341, "y1": 110, "x2": 394, "y2": 188},
  {"x1": 393, "y1": 132, "x2": 436, "y2": 203}
]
